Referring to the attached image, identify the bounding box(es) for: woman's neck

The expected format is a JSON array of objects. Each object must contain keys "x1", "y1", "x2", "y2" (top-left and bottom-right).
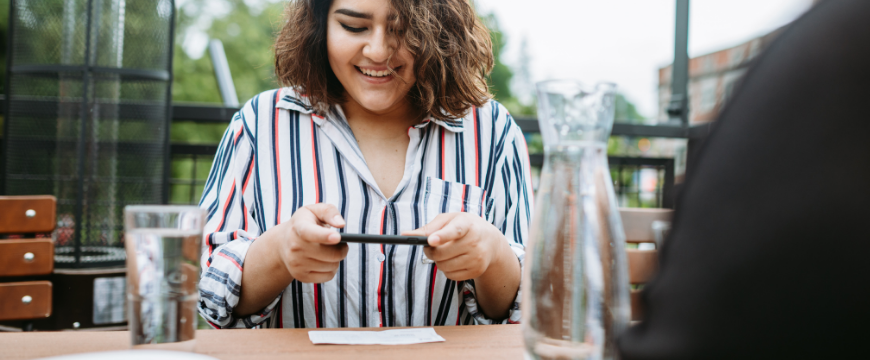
[
  {"x1": 341, "y1": 96, "x2": 421, "y2": 141},
  {"x1": 341, "y1": 94, "x2": 421, "y2": 199}
]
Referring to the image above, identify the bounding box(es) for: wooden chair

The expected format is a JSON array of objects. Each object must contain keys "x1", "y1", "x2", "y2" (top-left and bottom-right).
[
  {"x1": 0, "y1": 196, "x2": 57, "y2": 327},
  {"x1": 621, "y1": 207, "x2": 672, "y2": 322}
]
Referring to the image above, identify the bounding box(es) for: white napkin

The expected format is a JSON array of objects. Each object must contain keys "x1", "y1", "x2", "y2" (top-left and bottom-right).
[{"x1": 308, "y1": 327, "x2": 446, "y2": 345}]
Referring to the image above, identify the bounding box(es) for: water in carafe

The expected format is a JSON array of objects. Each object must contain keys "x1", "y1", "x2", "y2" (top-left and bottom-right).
[{"x1": 522, "y1": 81, "x2": 630, "y2": 360}]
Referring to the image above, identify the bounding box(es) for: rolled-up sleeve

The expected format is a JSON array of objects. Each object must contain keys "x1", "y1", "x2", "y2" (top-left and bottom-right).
[
  {"x1": 197, "y1": 107, "x2": 279, "y2": 329},
  {"x1": 462, "y1": 105, "x2": 533, "y2": 325}
]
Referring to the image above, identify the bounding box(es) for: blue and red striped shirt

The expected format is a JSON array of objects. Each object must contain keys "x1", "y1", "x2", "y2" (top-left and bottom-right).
[{"x1": 198, "y1": 88, "x2": 532, "y2": 328}]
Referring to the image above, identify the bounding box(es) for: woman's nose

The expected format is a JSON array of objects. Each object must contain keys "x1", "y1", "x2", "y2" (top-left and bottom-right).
[{"x1": 363, "y1": 28, "x2": 394, "y2": 63}]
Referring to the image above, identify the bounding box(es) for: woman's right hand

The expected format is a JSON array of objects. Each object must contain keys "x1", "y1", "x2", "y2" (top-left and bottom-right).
[
  {"x1": 234, "y1": 203, "x2": 348, "y2": 316},
  {"x1": 274, "y1": 203, "x2": 348, "y2": 283}
]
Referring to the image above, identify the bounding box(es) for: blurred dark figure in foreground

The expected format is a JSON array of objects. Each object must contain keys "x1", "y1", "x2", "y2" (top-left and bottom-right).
[{"x1": 618, "y1": 1, "x2": 870, "y2": 359}]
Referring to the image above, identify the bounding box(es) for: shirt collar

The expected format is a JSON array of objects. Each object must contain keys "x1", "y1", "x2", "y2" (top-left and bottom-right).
[
  {"x1": 275, "y1": 88, "x2": 315, "y2": 114},
  {"x1": 275, "y1": 87, "x2": 467, "y2": 133},
  {"x1": 412, "y1": 117, "x2": 465, "y2": 133}
]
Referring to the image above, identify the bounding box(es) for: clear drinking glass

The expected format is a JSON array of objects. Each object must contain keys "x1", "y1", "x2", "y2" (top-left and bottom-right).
[
  {"x1": 522, "y1": 81, "x2": 630, "y2": 360},
  {"x1": 125, "y1": 205, "x2": 205, "y2": 351}
]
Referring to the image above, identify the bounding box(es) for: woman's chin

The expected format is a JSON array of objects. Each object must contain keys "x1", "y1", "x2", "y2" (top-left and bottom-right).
[{"x1": 354, "y1": 98, "x2": 405, "y2": 114}]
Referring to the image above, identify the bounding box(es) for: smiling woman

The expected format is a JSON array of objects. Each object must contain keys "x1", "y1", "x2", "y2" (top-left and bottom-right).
[{"x1": 197, "y1": 0, "x2": 532, "y2": 330}]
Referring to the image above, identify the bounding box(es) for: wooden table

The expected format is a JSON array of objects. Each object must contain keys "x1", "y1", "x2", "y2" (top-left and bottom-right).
[{"x1": 1, "y1": 325, "x2": 523, "y2": 360}]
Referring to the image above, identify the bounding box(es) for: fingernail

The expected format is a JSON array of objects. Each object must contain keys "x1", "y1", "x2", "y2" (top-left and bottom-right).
[{"x1": 333, "y1": 215, "x2": 345, "y2": 226}]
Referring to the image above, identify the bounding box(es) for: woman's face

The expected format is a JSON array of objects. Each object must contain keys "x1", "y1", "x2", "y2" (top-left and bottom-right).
[{"x1": 327, "y1": 0, "x2": 416, "y2": 116}]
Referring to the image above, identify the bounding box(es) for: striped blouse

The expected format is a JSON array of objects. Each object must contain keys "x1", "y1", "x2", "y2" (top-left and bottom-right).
[{"x1": 197, "y1": 88, "x2": 533, "y2": 329}]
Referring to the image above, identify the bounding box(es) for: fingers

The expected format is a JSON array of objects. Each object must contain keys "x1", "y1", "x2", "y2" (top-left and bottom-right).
[
  {"x1": 282, "y1": 204, "x2": 351, "y2": 283},
  {"x1": 414, "y1": 213, "x2": 498, "y2": 281},
  {"x1": 295, "y1": 221, "x2": 341, "y2": 245},
  {"x1": 301, "y1": 257, "x2": 343, "y2": 272},
  {"x1": 424, "y1": 253, "x2": 478, "y2": 281},
  {"x1": 294, "y1": 204, "x2": 348, "y2": 244},
  {"x1": 436, "y1": 253, "x2": 475, "y2": 271},
  {"x1": 286, "y1": 237, "x2": 348, "y2": 264},
  {"x1": 401, "y1": 213, "x2": 456, "y2": 237},
  {"x1": 401, "y1": 213, "x2": 460, "y2": 245},
  {"x1": 287, "y1": 244, "x2": 348, "y2": 283},
  {"x1": 440, "y1": 269, "x2": 475, "y2": 282},
  {"x1": 307, "y1": 203, "x2": 346, "y2": 228},
  {"x1": 295, "y1": 270, "x2": 339, "y2": 284},
  {"x1": 294, "y1": 244, "x2": 347, "y2": 283},
  {"x1": 422, "y1": 240, "x2": 464, "y2": 262},
  {"x1": 309, "y1": 243, "x2": 349, "y2": 263},
  {"x1": 428, "y1": 215, "x2": 472, "y2": 246}
]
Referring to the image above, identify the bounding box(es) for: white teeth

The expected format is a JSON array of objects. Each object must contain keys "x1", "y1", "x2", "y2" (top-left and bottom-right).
[{"x1": 360, "y1": 68, "x2": 391, "y2": 77}]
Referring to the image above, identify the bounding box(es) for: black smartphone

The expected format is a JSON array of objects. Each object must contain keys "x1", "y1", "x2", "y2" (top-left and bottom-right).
[{"x1": 339, "y1": 234, "x2": 430, "y2": 246}]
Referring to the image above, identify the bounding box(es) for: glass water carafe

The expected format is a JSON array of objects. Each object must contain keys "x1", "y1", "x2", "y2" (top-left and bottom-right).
[{"x1": 523, "y1": 80, "x2": 630, "y2": 360}]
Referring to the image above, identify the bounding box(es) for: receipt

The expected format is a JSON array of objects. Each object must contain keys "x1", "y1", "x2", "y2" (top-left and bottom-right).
[{"x1": 308, "y1": 328, "x2": 446, "y2": 345}]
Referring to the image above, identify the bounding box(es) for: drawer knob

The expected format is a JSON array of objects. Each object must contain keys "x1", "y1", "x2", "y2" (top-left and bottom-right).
[
  {"x1": 24, "y1": 252, "x2": 35, "y2": 262},
  {"x1": 25, "y1": 209, "x2": 36, "y2": 218},
  {"x1": 22, "y1": 295, "x2": 32, "y2": 304}
]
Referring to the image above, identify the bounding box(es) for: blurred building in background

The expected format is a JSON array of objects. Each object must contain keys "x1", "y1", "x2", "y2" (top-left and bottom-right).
[{"x1": 657, "y1": 28, "x2": 783, "y2": 124}]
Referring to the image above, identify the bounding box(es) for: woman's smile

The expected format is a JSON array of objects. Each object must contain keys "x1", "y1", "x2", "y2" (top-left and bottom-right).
[{"x1": 355, "y1": 65, "x2": 403, "y2": 84}]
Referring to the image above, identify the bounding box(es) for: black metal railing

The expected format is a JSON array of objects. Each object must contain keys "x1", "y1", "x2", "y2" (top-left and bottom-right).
[
  {"x1": 168, "y1": 143, "x2": 217, "y2": 205},
  {"x1": 609, "y1": 156, "x2": 675, "y2": 209}
]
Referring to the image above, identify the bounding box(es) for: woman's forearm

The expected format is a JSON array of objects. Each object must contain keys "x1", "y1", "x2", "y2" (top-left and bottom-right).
[
  {"x1": 473, "y1": 240, "x2": 521, "y2": 321},
  {"x1": 234, "y1": 231, "x2": 294, "y2": 316}
]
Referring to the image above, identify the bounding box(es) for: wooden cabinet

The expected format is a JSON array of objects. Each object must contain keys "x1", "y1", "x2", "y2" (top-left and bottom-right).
[{"x1": 0, "y1": 196, "x2": 57, "y2": 324}]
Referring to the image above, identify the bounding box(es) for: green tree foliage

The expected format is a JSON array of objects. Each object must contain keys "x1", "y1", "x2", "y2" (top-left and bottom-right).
[
  {"x1": 615, "y1": 93, "x2": 645, "y2": 124},
  {"x1": 481, "y1": 13, "x2": 512, "y2": 102},
  {"x1": 172, "y1": 0, "x2": 284, "y2": 104},
  {"x1": 480, "y1": 12, "x2": 538, "y2": 116}
]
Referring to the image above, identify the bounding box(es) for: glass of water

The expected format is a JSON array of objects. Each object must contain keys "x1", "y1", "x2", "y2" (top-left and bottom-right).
[{"x1": 124, "y1": 205, "x2": 204, "y2": 351}]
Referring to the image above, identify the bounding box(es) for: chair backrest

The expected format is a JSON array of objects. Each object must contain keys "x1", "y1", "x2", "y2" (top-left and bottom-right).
[
  {"x1": 621, "y1": 207, "x2": 672, "y2": 322},
  {"x1": 0, "y1": 195, "x2": 57, "y2": 322}
]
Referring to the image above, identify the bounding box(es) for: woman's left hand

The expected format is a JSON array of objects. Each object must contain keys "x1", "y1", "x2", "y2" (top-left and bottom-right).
[{"x1": 403, "y1": 212, "x2": 509, "y2": 281}]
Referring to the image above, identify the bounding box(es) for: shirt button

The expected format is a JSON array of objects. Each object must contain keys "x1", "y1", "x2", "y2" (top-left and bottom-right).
[{"x1": 376, "y1": 253, "x2": 385, "y2": 262}]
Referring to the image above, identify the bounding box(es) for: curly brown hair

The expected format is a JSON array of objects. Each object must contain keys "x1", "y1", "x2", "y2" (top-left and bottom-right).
[{"x1": 274, "y1": 0, "x2": 494, "y2": 121}]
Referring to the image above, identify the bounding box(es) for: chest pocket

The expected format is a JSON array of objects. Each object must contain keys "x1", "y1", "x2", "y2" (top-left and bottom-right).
[{"x1": 423, "y1": 177, "x2": 494, "y2": 225}]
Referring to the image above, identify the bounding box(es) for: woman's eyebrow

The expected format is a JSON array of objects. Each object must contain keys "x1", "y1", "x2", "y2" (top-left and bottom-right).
[
  {"x1": 334, "y1": 9, "x2": 372, "y2": 19},
  {"x1": 334, "y1": 8, "x2": 398, "y2": 21}
]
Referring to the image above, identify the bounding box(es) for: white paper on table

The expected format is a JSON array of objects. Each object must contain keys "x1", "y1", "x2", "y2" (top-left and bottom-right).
[{"x1": 308, "y1": 328, "x2": 446, "y2": 345}]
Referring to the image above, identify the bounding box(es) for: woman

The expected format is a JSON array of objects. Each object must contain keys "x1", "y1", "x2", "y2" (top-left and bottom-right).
[{"x1": 198, "y1": 0, "x2": 532, "y2": 329}]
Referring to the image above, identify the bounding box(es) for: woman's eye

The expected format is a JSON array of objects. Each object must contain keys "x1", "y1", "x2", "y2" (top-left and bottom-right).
[{"x1": 340, "y1": 23, "x2": 366, "y2": 33}]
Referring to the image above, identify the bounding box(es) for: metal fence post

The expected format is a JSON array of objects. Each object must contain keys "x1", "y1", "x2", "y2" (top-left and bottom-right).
[
  {"x1": 668, "y1": 0, "x2": 691, "y2": 127},
  {"x1": 209, "y1": 39, "x2": 239, "y2": 108}
]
